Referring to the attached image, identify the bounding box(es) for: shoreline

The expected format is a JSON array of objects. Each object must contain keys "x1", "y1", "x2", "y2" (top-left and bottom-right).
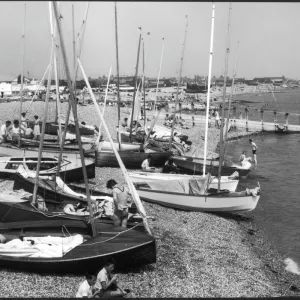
[{"x1": 0, "y1": 103, "x2": 299, "y2": 296}]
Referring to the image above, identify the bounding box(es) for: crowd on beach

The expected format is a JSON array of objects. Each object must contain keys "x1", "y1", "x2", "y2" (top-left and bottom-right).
[{"x1": 0, "y1": 112, "x2": 41, "y2": 143}]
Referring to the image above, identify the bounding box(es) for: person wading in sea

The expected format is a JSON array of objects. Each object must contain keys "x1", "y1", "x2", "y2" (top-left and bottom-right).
[{"x1": 249, "y1": 138, "x2": 258, "y2": 167}]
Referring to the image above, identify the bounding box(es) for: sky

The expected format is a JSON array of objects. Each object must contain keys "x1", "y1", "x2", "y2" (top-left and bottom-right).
[{"x1": 0, "y1": 1, "x2": 300, "y2": 81}]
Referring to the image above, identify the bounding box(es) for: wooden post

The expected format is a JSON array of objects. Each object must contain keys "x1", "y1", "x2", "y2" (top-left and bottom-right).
[
  {"x1": 260, "y1": 109, "x2": 264, "y2": 131},
  {"x1": 233, "y1": 106, "x2": 236, "y2": 129},
  {"x1": 245, "y1": 107, "x2": 249, "y2": 132},
  {"x1": 285, "y1": 112, "x2": 289, "y2": 131}
]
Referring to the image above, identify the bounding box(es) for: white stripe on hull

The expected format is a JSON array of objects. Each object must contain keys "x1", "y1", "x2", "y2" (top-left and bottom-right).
[
  {"x1": 129, "y1": 172, "x2": 239, "y2": 192},
  {"x1": 98, "y1": 141, "x2": 141, "y2": 151},
  {"x1": 136, "y1": 189, "x2": 260, "y2": 212}
]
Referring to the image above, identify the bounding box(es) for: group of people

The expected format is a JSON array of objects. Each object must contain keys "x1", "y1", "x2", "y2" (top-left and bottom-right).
[
  {"x1": 163, "y1": 114, "x2": 189, "y2": 130},
  {"x1": 141, "y1": 154, "x2": 179, "y2": 174},
  {"x1": 76, "y1": 259, "x2": 130, "y2": 298},
  {"x1": 0, "y1": 112, "x2": 41, "y2": 144},
  {"x1": 239, "y1": 139, "x2": 258, "y2": 168}
]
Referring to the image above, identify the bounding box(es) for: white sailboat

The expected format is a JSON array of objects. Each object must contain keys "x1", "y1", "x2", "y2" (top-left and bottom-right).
[{"x1": 132, "y1": 5, "x2": 261, "y2": 213}]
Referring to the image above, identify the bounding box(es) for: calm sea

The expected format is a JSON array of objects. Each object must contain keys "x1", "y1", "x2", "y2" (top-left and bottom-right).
[{"x1": 226, "y1": 88, "x2": 300, "y2": 270}]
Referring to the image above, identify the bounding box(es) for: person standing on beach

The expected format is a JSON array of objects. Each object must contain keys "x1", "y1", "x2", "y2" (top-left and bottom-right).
[
  {"x1": 33, "y1": 115, "x2": 41, "y2": 140},
  {"x1": 106, "y1": 179, "x2": 132, "y2": 228},
  {"x1": 249, "y1": 139, "x2": 258, "y2": 167},
  {"x1": 215, "y1": 109, "x2": 220, "y2": 129}
]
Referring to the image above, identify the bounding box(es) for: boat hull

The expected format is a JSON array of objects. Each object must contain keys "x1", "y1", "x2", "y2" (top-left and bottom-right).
[
  {"x1": 173, "y1": 156, "x2": 251, "y2": 179},
  {"x1": 98, "y1": 141, "x2": 142, "y2": 151},
  {"x1": 136, "y1": 188, "x2": 260, "y2": 213},
  {"x1": 95, "y1": 150, "x2": 173, "y2": 169},
  {"x1": 0, "y1": 155, "x2": 95, "y2": 182},
  {"x1": 0, "y1": 221, "x2": 156, "y2": 274},
  {"x1": 128, "y1": 172, "x2": 239, "y2": 192}
]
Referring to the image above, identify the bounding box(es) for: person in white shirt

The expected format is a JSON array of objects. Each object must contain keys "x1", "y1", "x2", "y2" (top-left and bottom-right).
[
  {"x1": 141, "y1": 154, "x2": 155, "y2": 172},
  {"x1": 24, "y1": 125, "x2": 34, "y2": 139},
  {"x1": 215, "y1": 109, "x2": 220, "y2": 128},
  {"x1": 92, "y1": 259, "x2": 129, "y2": 298},
  {"x1": 0, "y1": 121, "x2": 12, "y2": 143},
  {"x1": 21, "y1": 112, "x2": 28, "y2": 129},
  {"x1": 11, "y1": 119, "x2": 25, "y2": 144},
  {"x1": 75, "y1": 274, "x2": 96, "y2": 298}
]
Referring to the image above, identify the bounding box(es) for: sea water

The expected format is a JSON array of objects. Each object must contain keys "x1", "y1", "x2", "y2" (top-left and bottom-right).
[{"x1": 224, "y1": 89, "x2": 300, "y2": 273}]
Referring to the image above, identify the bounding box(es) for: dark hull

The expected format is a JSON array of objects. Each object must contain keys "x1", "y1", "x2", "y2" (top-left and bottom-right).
[
  {"x1": 0, "y1": 160, "x2": 95, "y2": 182},
  {"x1": 0, "y1": 221, "x2": 156, "y2": 274},
  {"x1": 184, "y1": 83, "x2": 207, "y2": 94},
  {"x1": 96, "y1": 150, "x2": 173, "y2": 168},
  {"x1": 173, "y1": 157, "x2": 251, "y2": 179},
  {"x1": 28, "y1": 121, "x2": 95, "y2": 136}
]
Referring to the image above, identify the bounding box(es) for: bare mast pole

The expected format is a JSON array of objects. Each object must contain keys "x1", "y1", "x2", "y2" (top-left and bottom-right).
[
  {"x1": 169, "y1": 15, "x2": 188, "y2": 150},
  {"x1": 154, "y1": 38, "x2": 165, "y2": 110},
  {"x1": 217, "y1": 2, "x2": 232, "y2": 192},
  {"x1": 19, "y1": 1, "x2": 26, "y2": 141},
  {"x1": 114, "y1": 2, "x2": 121, "y2": 144},
  {"x1": 55, "y1": 2, "x2": 90, "y2": 177},
  {"x1": 52, "y1": 1, "x2": 97, "y2": 237},
  {"x1": 129, "y1": 27, "x2": 142, "y2": 142},
  {"x1": 72, "y1": 4, "x2": 76, "y2": 72},
  {"x1": 222, "y1": 41, "x2": 239, "y2": 160},
  {"x1": 203, "y1": 4, "x2": 216, "y2": 176}
]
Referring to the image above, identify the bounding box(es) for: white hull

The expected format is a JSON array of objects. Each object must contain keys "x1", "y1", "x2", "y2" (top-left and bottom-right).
[
  {"x1": 136, "y1": 188, "x2": 260, "y2": 212},
  {"x1": 129, "y1": 172, "x2": 239, "y2": 192},
  {"x1": 98, "y1": 141, "x2": 141, "y2": 151}
]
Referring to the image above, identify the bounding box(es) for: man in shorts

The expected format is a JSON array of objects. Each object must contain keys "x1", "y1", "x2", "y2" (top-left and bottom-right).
[
  {"x1": 106, "y1": 179, "x2": 132, "y2": 228},
  {"x1": 249, "y1": 138, "x2": 258, "y2": 167}
]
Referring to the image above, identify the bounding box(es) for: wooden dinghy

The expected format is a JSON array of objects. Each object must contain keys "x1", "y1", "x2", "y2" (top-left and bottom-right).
[
  {"x1": 0, "y1": 155, "x2": 95, "y2": 182},
  {"x1": 98, "y1": 141, "x2": 142, "y2": 151},
  {"x1": 96, "y1": 149, "x2": 173, "y2": 169},
  {"x1": 134, "y1": 179, "x2": 260, "y2": 213},
  {"x1": 173, "y1": 156, "x2": 252, "y2": 179},
  {"x1": 128, "y1": 171, "x2": 239, "y2": 192},
  {"x1": 28, "y1": 121, "x2": 97, "y2": 136},
  {"x1": 0, "y1": 220, "x2": 156, "y2": 274},
  {"x1": 0, "y1": 189, "x2": 142, "y2": 224}
]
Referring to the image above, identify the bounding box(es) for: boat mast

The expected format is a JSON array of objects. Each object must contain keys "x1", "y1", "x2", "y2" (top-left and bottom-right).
[
  {"x1": 49, "y1": 2, "x2": 62, "y2": 144},
  {"x1": 114, "y1": 2, "x2": 121, "y2": 140},
  {"x1": 142, "y1": 39, "x2": 146, "y2": 128},
  {"x1": 32, "y1": 43, "x2": 55, "y2": 206},
  {"x1": 222, "y1": 41, "x2": 239, "y2": 160},
  {"x1": 52, "y1": 1, "x2": 97, "y2": 237},
  {"x1": 72, "y1": 4, "x2": 76, "y2": 72},
  {"x1": 169, "y1": 15, "x2": 188, "y2": 150},
  {"x1": 217, "y1": 2, "x2": 232, "y2": 192},
  {"x1": 19, "y1": 1, "x2": 26, "y2": 141},
  {"x1": 154, "y1": 37, "x2": 165, "y2": 110},
  {"x1": 203, "y1": 4, "x2": 216, "y2": 176},
  {"x1": 55, "y1": 2, "x2": 90, "y2": 175},
  {"x1": 129, "y1": 27, "x2": 142, "y2": 142}
]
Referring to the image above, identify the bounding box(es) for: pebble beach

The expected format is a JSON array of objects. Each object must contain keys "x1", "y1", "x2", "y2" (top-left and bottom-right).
[{"x1": 0, "y1": 99, "x2": 299, "y2": 297}]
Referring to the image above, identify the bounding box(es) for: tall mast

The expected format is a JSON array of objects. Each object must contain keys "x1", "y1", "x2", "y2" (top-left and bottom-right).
[
  {"x1": 154, "y1": 37, "x2": 165, "y2": 110},
  {"x1": 217, "y1": 2, "x2": 232, "y2": 192},
  {"x1": 32, "y1": 44, "x2": 54, "y2": 205},
  {"x1": 52, "y1": 1, "x2": 97, "y2": 237},
  {"x1": 19, "y1": 1, "x2": 26, "y2": 140},
  {"x1": 55, "y1": 2, "x2": 90, "y2": 176},
  {"x1": 203, "y1": 4, "x2": 216, "y2": 176},
  {"x1": 169, "y1": 15, "x2": 188, "y2": 150},
  {"x1": 142, "y1": 39, "x2": 146, "y2": 128},
  {"x1": 114, "y1": 2, "x2": 121, "y2": 138},
  {"x1": 72, "y1": 4, "x2": 76, "y2": 72},
  {"x1": 49, "y1": 2, "x2": 62, "y2": 143},
  {"x1": 222, "y1": 41, "x2": 239, "y2": 159},
  {"x1": 129, "y1": 27, "x2": 142, "y2": 142}
]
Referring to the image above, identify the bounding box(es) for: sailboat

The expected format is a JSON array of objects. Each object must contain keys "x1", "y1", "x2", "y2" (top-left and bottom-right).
[
  {"x1": 0, "y1": 2, "x2": 155, "y2": 273},
  {"x1": 132, "y1": 5, "x2": 260, "y2": 213}
]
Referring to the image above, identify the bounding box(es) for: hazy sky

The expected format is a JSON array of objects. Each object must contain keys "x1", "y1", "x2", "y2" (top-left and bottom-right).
[{"x1": 0, "y1": 2, "x2": 300, "y2": 81}]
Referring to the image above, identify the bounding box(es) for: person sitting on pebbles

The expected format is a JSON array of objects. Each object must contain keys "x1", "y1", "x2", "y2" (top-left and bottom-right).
[
  {"x1": 92, "y1": 259, "x2": 130, "y2": 298},
  {"x1": 76, "y1": 273, "x2": 97, "y2": 298},
  {"x1": 141, "y1": 154, "x2": 156, "y2": 172}
]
